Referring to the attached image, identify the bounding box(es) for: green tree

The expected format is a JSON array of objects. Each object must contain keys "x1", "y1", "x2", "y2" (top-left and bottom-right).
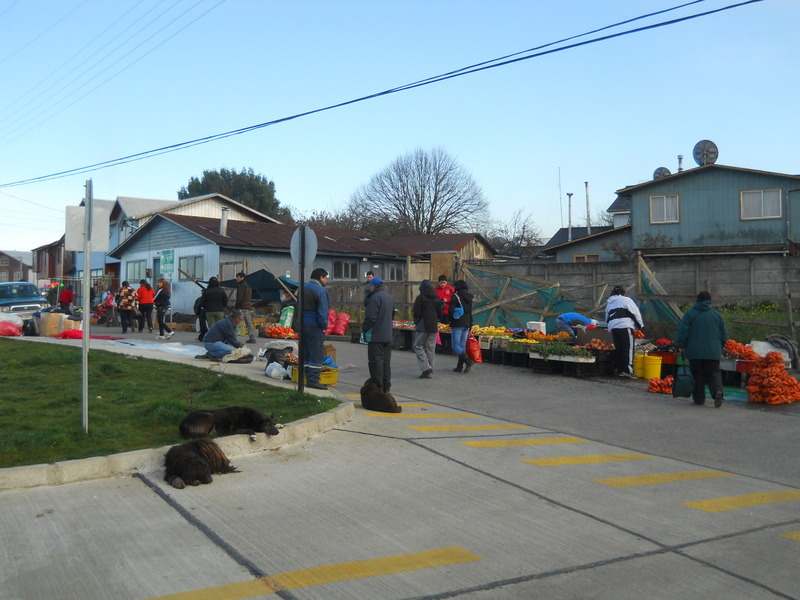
[{"x1": 178, "y1": 167, "x2": 293, "y2": 223}]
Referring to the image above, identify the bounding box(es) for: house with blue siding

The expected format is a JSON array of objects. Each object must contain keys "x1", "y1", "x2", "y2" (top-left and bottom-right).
[
  {"x1": 108, "y1": 213, "x2": 411, "y2": 314},
  {"x1": 543, "y1": 164, "x2": 800, "y2": 262}
]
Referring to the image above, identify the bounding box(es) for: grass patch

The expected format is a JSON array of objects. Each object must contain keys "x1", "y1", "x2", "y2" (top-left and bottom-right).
[{"x1": 0, "y1": 339, "x2": 339, "y2": 469}]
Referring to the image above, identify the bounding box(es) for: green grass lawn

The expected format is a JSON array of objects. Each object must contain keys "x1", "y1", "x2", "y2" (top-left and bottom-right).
[{"x1": 0, "y1": 339, "x2": 339, "y2": 469}]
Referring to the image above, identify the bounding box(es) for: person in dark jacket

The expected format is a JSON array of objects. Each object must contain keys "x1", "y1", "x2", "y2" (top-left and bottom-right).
[
  {"x1": 153, "y1": 278, "x2": 174, "y2": 340},
  {"x1": 362, "y1": 277, "x2": 394, "y2": 393},
  {"x1": 200, "y1": 277, "x2": 229, "y2": 327},
  {"x1": 449, "y1": 279, "x2": 475, "y2": 373},
  {"x1": 235, "y1": 272, "x2": 257, "y2": 344},
  {"x1": 412, "y1": 279, "x2": 443, "y2": 379},
  {"x1": 676, "y1": 291, "x2": 728, "y2": 407},
  {"x1": 203, "y1": 310, "x2": 250, "y2": 362},
  {"x1": 302, "y1": 268, "x2": 330, "y2": 390}
]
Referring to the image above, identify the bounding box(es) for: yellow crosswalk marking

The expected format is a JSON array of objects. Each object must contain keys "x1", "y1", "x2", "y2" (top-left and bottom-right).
[
  {"x1": 595, "y1": 469, "x2": 735, "y2": 487},
  {"x1": 462, "y1": 436, "x2": 587, "y2": 448},
  {"x1": 367, "y1": 412, "x2": 477, "y2": 418},
  {"x1": 781, "y1": 531, "x2": 800, "y2": 541},
  {"x1": 683, "y1": 490, "x2": 800, "y2": 512},
  {"x1": 522, "y1": 453, "x2": 654, "y2": 466},
  {"x1": 398, "y1": 402, "x2": 432, "y2": 407},
  {"x1": 409, "y1": 424, "x2": 530, "y2": 432},
  {"x1": 146, "y1": 546, "x2": 481, "y2": 600}
]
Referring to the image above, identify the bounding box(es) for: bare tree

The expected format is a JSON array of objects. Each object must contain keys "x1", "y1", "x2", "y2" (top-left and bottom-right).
[
  {"x1": 348, "y1": 147, "x2": 489, "y2": 237},
  {"x1": 483, "y1": 209, "x2": 543, "y2": 258}
]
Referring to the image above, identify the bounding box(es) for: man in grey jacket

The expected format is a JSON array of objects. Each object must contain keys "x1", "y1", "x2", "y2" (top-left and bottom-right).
[{"x1": 362, "y1": 277, "x2": 394, "y2": 393}]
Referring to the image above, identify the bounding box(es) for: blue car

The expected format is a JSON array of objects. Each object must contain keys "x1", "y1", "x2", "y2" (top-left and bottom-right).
[{"x1": 0, "y1": 282, "x2": 49, "y2": 320}]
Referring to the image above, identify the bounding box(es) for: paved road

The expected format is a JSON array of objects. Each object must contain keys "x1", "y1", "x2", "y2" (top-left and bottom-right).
[{"x1": 1, "y1": 331, "x2": 799, "y2": 599}]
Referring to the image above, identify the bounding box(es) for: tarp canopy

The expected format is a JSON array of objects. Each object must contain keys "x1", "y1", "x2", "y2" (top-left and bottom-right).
[{"x1": 217, "y1": 270, "x2": 298, "y2": 301}]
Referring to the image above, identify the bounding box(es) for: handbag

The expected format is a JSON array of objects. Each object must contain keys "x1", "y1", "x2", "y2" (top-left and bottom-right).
[
  {"x1": 451, "y1": 293, "x2": 464, "y2": 320},
  {"x1": 672, "y1": 354, "x2": 694, "y2": 398}
]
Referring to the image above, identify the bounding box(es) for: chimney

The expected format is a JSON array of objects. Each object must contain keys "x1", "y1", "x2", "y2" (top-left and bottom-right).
[
  {"x1": 585, "y1": 181, "x2": 591, "y2": 236},
  {"x1": 677, "y1": 154, "x2": 684, "y2": 172},
  {"x1": 566, "y1": 193, "x2": 573, "y2": 242},
  {"x1": 219, "y1": 207, "x2": 229, "y2": 237}
]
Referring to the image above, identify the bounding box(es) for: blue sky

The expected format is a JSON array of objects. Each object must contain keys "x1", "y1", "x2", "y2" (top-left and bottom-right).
[{"x1": 0, "y1": 0, "x2": 797, "y2": 252}]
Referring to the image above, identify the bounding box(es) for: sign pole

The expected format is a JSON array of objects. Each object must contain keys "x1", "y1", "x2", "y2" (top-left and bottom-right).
[
  {"x1": 82, "y1": 179, "x2": 93, "y2": 433},
  {"x1": 297, "y1": 227, "x2": 306, "y2": 393}
]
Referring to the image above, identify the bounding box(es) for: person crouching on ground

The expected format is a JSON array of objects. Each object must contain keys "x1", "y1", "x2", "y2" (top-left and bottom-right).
[
  {"x1": 203, "y1": 309, "x2": 251, "y2": 362},
  {"x1": 413, "y1": 279, "x2": 443, "y2": 379}
]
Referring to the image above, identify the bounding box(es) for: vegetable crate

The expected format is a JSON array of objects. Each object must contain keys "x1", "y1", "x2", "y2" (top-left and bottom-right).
[
  {"x1": 289, "y1": 366, "x2": 339, "y2": 386},
  {"x1": 529, "y1": 357, "x2": 564, "y2": 374},
  {"x1": 563, "y1": 361, "x2": 605, "y2": 378}
]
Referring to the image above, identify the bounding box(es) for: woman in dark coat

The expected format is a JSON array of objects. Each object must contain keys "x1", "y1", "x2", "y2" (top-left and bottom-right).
[
  {"x1": 449, "y1": 279, "x2": 475, "y2": 373},
  {"x1": 153, "y1": 278, "x2": 174, "y2": 340}
]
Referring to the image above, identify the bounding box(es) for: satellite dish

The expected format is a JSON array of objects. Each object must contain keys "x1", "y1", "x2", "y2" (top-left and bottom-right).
[
  {"x1": 693, "y1": 139, "x2": 719, "y2": 166},
  {"x1": 653, "y1": 167, "x2": 672, "y2": 180}
]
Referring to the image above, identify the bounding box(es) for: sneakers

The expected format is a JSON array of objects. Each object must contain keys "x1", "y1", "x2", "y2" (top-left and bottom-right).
[
  {"x1": 165, "y1": 331, "x2": 174, "y2": 339},
  {"x1": 714, "y1": 390, "x2": 724, "y2": 408},
  {"x1": 306, "y1": 382, "x2": 328, "y2": 390},
  {"x1": 419, "y1": 369, "x2": 433, "y2": 379},
  {"x1": 617, "y1": 371, "x2": 635, "y2": 379},
  {"x1": 156, "y1": 335, "x2": 166, "y2": 340}
]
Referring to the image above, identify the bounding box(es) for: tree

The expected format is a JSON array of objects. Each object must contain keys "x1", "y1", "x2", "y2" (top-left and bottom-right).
[
  {"x1": 482, "y1": 209, "x2": 544, "y2": 258},
  {"x1": 347, "y1": 147, "x2": 490, "y2": 237},
  {"x1": 178, "y1": 167, "x2": 293, "y2": 223}
]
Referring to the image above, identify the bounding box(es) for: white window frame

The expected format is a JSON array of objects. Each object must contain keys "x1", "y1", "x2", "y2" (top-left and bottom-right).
[
  {"x1": 126, "y1": 260, "x2": 146, "y2": 283},
  {"x1": 649, "y1": 194, "x2": 679, "y2": 224},
  {"x1": 740, "y1": 188, "x2": 781, "y2": 220}
]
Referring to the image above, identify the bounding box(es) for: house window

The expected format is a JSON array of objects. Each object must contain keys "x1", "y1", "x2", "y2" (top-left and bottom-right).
[
  {"x1": 178, "y1": 255, "x2": 204, "y2": 281},
  {"x1": 574, "y1": 254, "x2": 599, "y2": 263},
  {"x1": 332, "y1": 259, "x2": 358, "y2": 280},
  {"x1": 0, "y1": 270, "x2": 8, "y2": 282},
  {"x1": 741, "y1": 189, "x2": 781, "y2": 220},
  {"x1": 387, "y1": 264, "x2": 403, "y2": 281},
  {"x1": 126, "y1": 260, "x2": 146, "y2": 282},
  {"x1": 649, "y1": 194, "x2": 679, "y2": 224},
  {"x1": 0, "y1": 258, "x2": 8, "y2": 266}
]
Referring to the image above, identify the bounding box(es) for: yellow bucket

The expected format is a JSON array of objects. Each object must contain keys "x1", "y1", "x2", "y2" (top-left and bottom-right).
[
  {"x1": 643, "y1": 355, "x2": 662, "y2": 380},
  {"x1": 634, "y1": 354, "x2": 645, "y2": 378}
]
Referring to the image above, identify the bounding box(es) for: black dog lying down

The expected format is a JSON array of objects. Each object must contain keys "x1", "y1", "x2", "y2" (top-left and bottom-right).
[
  {"x1": 164, "y1": 439, "x2": 238, "y2": 489},
  {"x1": 360, "y1": 378, "x2": 402, "y2": 413},
  {"x1": 179, "y1": 406, "x2": 280, "y2": 439}
]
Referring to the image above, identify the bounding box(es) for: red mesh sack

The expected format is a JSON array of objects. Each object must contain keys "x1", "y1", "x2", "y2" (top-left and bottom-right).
[{"x1": 331, "y1": 312, "x2": 351, "y2": 335}]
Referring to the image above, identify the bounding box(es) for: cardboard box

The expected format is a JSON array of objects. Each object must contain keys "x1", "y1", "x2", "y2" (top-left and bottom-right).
[{"x1": 323, "y1": 343, "x2": 336, "y2": 364}]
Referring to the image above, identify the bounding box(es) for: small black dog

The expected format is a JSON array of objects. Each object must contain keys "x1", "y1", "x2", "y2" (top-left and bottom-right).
[
  {"x1": 164, "y1": 439, "x2": 238, "y2": 489},
  {"x1": 179, "y1": 406, "x2": 280, "y2": 439},
  {"x1": 360, "y1": 378, "x2": 402, "y2": 413}
]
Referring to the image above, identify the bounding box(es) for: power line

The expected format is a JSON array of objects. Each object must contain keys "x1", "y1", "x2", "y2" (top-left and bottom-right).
[{"x1": 0, "y1": 0, "x2": 763, "y2": 189}]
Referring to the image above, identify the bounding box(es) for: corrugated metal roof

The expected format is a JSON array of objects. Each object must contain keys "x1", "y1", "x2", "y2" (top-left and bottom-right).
[
  {"x1": 116, "y1": 196, "x2": 176, "y2": 217},
  {"x1": 542, "y1": 225, "x2": 619, "y2": 250},
  {"x1": 388, "y1": 233, "x2": 494, "y2": 254},
  {"x1": 162, "y1": 215, "x2": 411, "y2": 257},
  {"x1": 615, "y1": 164, "x2": 800, "y2": 195}
]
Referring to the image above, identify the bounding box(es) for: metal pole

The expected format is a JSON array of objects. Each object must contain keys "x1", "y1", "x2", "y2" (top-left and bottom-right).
[
  {"x1": 297, "y1": 226, "x2": 306, "y2": 394},
  {"x1": 82, "y1": 179, "x2": 93, "y2": 433}
]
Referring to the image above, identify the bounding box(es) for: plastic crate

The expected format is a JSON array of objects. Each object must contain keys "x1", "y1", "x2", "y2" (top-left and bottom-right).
[
  {"x1": 290, "y1": 366, "x2": 339, "y2": 386},
  {"x1": 530, "y1": 357, "x2": 564, "y2": 374}
]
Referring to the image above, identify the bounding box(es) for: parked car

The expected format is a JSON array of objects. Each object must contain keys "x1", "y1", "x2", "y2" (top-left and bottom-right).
[{"x1": 0, "y1": 282, "x2": 48, "y2": 320}]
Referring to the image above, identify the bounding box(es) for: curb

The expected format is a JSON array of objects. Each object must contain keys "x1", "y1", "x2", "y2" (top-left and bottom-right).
[{"x1": 0, "y1": 402, "x2": 355, "y2": 493}]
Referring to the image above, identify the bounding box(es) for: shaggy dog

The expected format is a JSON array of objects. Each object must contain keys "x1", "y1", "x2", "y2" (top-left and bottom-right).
[
  {"x1": 360, "y1": 378, "x2": 402, "y2": 413},
  {"x1": 164, "y1": 439, "x2": 238, "y2": 489},
  {"x1": 179, "y1": 406, "x2": 280, "y2": 439}
]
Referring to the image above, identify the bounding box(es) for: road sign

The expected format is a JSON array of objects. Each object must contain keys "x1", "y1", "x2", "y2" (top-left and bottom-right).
[{"x1": 290, "y1": 226, "x2": 317, "y2": 265}]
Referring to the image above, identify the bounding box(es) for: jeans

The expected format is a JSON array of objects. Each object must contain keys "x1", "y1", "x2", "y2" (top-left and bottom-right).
[
  {"x1": 413, "y1": 331, "x2": 437, "y2": 372},
  {"x1": 120, "y1": 309, "x2": 135, "y2": 333},
  {"x1": 555, "y1": 318, "x2": 577, "y2": 343},
  {"x1": 156, "y1": 306, "x2": 171, "y2": 336},
  {"x1": 204, "y1": 340, "x2": 235, "y2": 358},
  {"x1": 451, "y1": 327, "x2": 470, "y2": 355}
]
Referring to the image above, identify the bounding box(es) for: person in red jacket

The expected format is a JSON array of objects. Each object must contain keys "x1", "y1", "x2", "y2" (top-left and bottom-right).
[
  {"x1": 136, "y1": 280, "x2": 155, "y2": 333},
  {"x1": 58, "y1": 286, "x2": 74, "y2": 313},
  {"x1": 435, "y1": 275, "x2": 455, "y2": 323}
]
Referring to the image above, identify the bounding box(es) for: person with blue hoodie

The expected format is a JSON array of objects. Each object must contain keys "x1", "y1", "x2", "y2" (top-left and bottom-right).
[
  {"x1": 676, "y1": 291, "x2": 728, "y2": 408},
  {"x1": 413, "y1": 279, "x2": 443, "y2": 379},
  {"x1": 302, "y1": 268, "x2": 330, "y2": 390}
]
